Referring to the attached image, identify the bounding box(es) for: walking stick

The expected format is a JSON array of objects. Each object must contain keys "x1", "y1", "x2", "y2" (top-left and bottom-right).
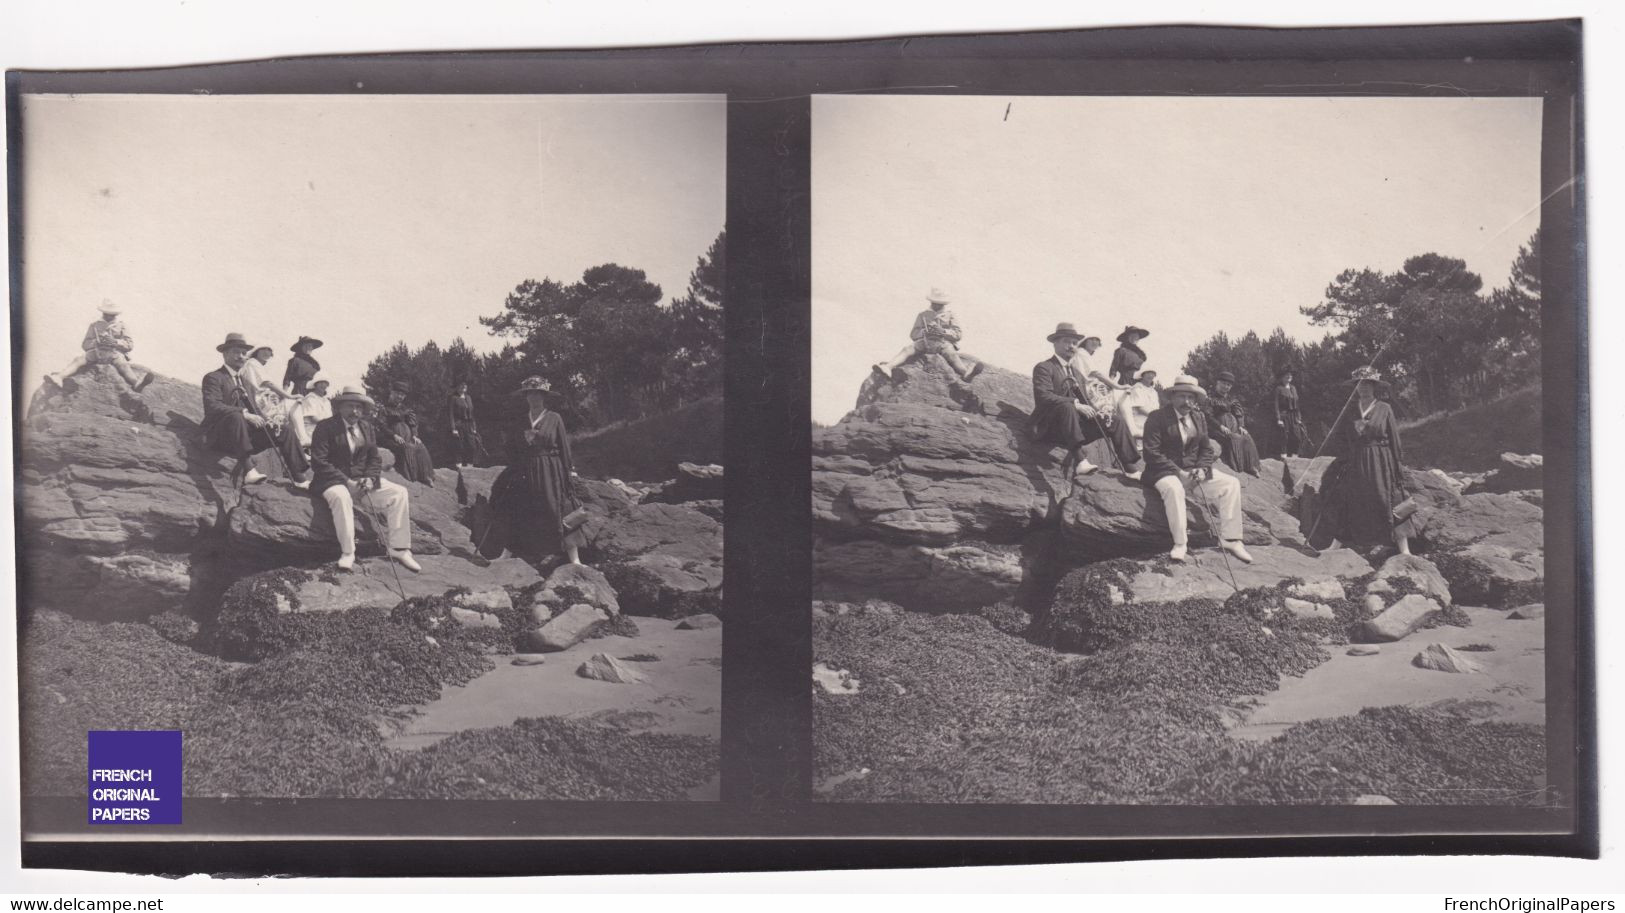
[
  {"x1": 358, "y1": 482, "x2": 409, "y2": 602},
  {"x1": 1189, "y1": 472, "x2": 1242, "y2": 594}
]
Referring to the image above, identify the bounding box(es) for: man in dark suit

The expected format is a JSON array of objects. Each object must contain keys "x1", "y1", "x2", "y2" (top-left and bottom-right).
[
  {"x1": 1142, "y1": 374, "x2": 1252, "y2": 563},
  {"x1": 309, "y1": 385, "x2": 421, "y2": 572},
  {"x1": 1031, "y1": 322, "x2": 1140, "y2": 480},
  {"x1": 201, "y1": 332, "x2": 277, "y2": 488}
]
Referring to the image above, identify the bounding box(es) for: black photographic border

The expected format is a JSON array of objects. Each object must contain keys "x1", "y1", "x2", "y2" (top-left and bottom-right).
[{"x1": 7, "y1": 18, "x2": 1593, "y2": 874}]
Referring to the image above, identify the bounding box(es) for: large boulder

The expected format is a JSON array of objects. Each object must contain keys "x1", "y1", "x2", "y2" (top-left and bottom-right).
[
  {"x1": 19, "y1": 367, "x2": 230, "y2": 617},
  {"x1": 1369, "y1": 554, "x2": 1453, "y2": 606},
  {"x1": 581, "y1": 502, "x2": 723, "y2": 617},
  {"x1": 1058, "y1": 469, "x2": 1307, "y2": 560},
  {"x1": 1412, "y1": 492, "x2": 1544, "y2": 608},
  {"x1": 1360, "y1": 593, "x2": 1442, "y2": 642},
  {"x1": 226, "y1": 471, "x2": 476, "y2": 566},
  {"x1": 813, "y1": 535, "x2": 1049, "y2": 612},
  {"x1": 1476, "y1": 452, "x2": 1544, "y2": 494},
  {"x1": 256, "y1": 554, "x2": 541, "y2": 617}
]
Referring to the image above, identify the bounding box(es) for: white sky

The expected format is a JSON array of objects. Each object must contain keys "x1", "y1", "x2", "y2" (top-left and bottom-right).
[
  {"x1": 19, "y1": 93, "x2": 725, "y2": 394},
  {"x1": 811, "y1": 95, "x2": 1544, "y2": 425}
]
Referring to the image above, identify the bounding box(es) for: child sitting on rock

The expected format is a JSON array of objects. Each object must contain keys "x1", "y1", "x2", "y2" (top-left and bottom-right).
[
  {"x1": 45, "y1": 300, "x2": 152, "y2": 391},
  {"x1": 872, "y1": 287, "x2": 983, "y2": 382}
]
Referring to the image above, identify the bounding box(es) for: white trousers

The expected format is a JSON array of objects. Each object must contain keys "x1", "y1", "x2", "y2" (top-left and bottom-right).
[
  {"x1": 1153, "y1": 468, "x2": 1243, "y2": 546},
  {"x1": 322, "y1": 477, "x2": 411, "y2": 556}
]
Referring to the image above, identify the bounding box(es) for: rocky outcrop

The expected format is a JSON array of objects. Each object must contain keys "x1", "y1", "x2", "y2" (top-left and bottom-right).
[
  {"x1": 814, "y1": 355, "x2": 1137, "y2": 610},
  {"x1": 1119, "y1": 546, "x2": 1372, "y2": 605},
  {"x1": 1368, "y1": 554, "x2": 1453, "y2": 606},
  {"x1": 1361, "y1": 594, "x2": 1442, "y2": 642},
  {"x1": 19, "y1": 365, "x2": 721, "y2": 629},
  {"x1": 1475, "y1": 452, "x2": 1544, "y2": 495},
  {"x1": 1058, "y1": 468, "x2": 1307, "y2": 558},
  {"x1": 583, "y1": 502, "x2": 723, "y2": 617}
]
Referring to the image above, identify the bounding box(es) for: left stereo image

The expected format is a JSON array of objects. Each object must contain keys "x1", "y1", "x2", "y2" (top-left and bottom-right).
[{"x1": 14, "y1": 92, "x2": 727, "y2": 827}]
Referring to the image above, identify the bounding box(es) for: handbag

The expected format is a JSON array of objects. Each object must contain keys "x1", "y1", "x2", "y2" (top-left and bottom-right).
[{"x1": 1391, "y1": 494, "x2": 1422, "y2": 538}]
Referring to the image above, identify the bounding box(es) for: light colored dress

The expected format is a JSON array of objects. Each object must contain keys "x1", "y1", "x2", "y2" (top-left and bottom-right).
[
  {"x1": 242, "y1": 359, "x2": 288, "y2": 430},
  {"x1": 1117, "y1": 382, "x2": 1162, "y2": 444},
  {"x1": 286, "y1": 390, "x2": 332, "y2": 448},
  {"x1": 1070, "y1": 348, "x2": 1121, "y2": 418}
]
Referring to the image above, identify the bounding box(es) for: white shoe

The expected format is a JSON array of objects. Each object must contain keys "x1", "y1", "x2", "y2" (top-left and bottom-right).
[
  {"x1": 1221, "y1": 540, "x2": 1254, "y2": 564},
  {"x1": 1168, "y1": 543, "x2": 1188, "y2": 562},
  {"x1": 242, "y1": 468, "x2": 267, "y2": 484},
  {"x1": 872, "y1": 364, "x2": 892, "y2": 381},
  {"x1": 44, "y1": 373, "x2": 63, "y2": 388},
  {"x1": 336, "y1": 553, "x2": 356, "y2": 571},
  {"x1": 292, "y1": 480, "x2": 311, "y2": 490},
  {"x1": 1073, "y1": 459, "x2": 1098, "y2": 477},
  {"x1": 1124, "y1": 470, "x2": 1142, "y2": 481},
  {"x1": 391, "y1": 550, "x2": 422, "y2": 573}
]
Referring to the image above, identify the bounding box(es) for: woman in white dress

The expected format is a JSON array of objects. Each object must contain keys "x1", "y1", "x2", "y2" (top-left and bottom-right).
[
  {"x1": 1116, "y1": 367, "x2": 1164, "y2": 459},
  {"x1": 1069, "y1": 334, "x2": 1129, "y2": 421},
  {"x1": 282, "y1": 373, "x2": 332, "y2": 489},
  {"x1": 244, "y1": 346, "x2": 296, "y2": 432}
]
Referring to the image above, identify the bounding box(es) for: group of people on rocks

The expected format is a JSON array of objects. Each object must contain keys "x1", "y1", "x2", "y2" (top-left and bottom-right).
[
  {"x1": 873, "y1": 289, "x2": 1415, "y2": 563},
  {"x1": 47, "y1": 302, "x2": 588, "y2": 573}
]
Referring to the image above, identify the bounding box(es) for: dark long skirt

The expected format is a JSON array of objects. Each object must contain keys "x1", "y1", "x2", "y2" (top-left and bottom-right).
[
  {"x1": 502, "y1": 453, "x2": 587, "y2": 559},
  {"x1": 1277, "y1": 413, "x2": 1309, "y2": 457},
  {"x1": 1217, "y1": 428, "x2": 1262, "y2": 476},
  {"x1": 391, "y1": 441, "x2": 436, "y2": 486},
  {"x1": 1032, "y1": 401, "x2": 1140, "y2": 469},
  {"x1": 1327, "y1": 444, "x2": 1405, "y2": 546}
]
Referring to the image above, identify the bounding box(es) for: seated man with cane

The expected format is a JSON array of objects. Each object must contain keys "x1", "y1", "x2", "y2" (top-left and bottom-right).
[
  {"x1": 309, "y1": 385, "x2": 422, "y2": 573},
  {"x1": 1141, "y1": 374, "x2": 1253, "y2": 564},
  {"x1": 1031, "y1": 322, "x2": 1140, "y2": 481}
]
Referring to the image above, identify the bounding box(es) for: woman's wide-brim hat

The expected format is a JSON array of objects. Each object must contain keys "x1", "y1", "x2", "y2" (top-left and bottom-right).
[
  {"x1": 1168, "y1": 374, "x2": 1205, "y2": 396},
  {"x1": 292, "y1": 335, "x2": 324, "y2": 351},
  {"x1": 332, "y1": 385, "x2": 374, "y2": 407},
  {"x1": 1117, "y1": 325, "x2": 1150, "y2": 343},
  {"x1": 308, "y1": 371, "x2": 331, "y2": 388},
  {"x1": 1350, "y1": 365, "x2": 1388, "y2": 386},
  {"x1": 216, "y1": 332, "x2": 253, "y2": 353},
  {"x1": 926, "y1": 287, "x2": 951, "y2": 305},
  {"x1": 1082, "y1": 335, "x2": 1103, "y2": 347},
  {"x1": 517, "y1": 375, "x2": 552, "y2": 394},
  {"x1": 250, "y1": 346, "x2": 274, "y2": 360},
  {"x1": 1137, "y1": 367, "x2": 1159, "y2": 380},
  {"x1": 97, "y1": 299, "x2": 122, "y2": 316},
  {"x1": 1047, "y1": 322, "x2": 1085, "y2": 342}
]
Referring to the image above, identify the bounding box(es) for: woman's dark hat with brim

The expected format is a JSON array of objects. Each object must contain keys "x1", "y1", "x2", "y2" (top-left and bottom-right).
[
  {"x1": 292, "y1": 335, "x2": 324, "y2": 351},
  {"x1": 1275, "y1": 365, "x2": 1297, "y2": 378},
  {"x1": 1215, "y1": 371, "x2": 1236, "y2": 384},
  {"x1": 390, "y1": 380, "x2": 410, "y2": 394},
  {"x1": 1046, "y1": 322, "x2": 1085, "y2": 343},
  {"x1": 1116, "y1": 325, "x2": 1150, "y2": 343},
  {"x1": 216, "y1": 332, "x2": 254, "y2": 353},
  {"x1": 517, "y1": 375, "x2": 552, "y2": 394}
]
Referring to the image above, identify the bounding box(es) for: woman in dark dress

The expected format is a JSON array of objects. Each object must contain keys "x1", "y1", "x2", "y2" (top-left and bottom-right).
[
  {"x1": 377, "y1": 383, "x2": 437, "y2": 486},
  {"x1": 1322, "y1": 366, "x2": 1411, "y2": 555},
  {"x1": 1108, "y1": 326, "x2": 1150, "y2": 387},
  {"x1": 1206, "y1": 371, "x2": 1262, "y2": 476},
  {"x1": 1273, "y1": 366, "x2": 1309, "y2": 457},
  {"x1": 500, "y1": 375, "x2": 586, "y2": 566},
  {"x1": 282, "y1": 336, "x2": 323, "y2": 396}
]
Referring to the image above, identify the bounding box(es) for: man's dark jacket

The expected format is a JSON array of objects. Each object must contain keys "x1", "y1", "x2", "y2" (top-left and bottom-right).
[
  {"x1": 1140, "y1": 405, "x2": 1218, "y2": 486},
  {"x1": 308, "y1": 415, "x2": 383, "y2": 495}
]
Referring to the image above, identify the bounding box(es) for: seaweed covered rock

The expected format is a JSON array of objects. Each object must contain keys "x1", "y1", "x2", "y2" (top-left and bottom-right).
[
  {"x1": 1369, "y1": 554, "x2": 1453, "y2": 606},
  {"x1": 1413, "y1": 492, "x2": 1544, "y2": 608},
  {"x1": 525, "y1": 563, "x2": 621, "y2": 621},
  {"x1": 215, "y1": 555, "x2": 541, "y2": 659}
]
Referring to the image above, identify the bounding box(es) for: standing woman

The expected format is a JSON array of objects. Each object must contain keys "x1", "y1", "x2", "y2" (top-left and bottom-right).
[
  {"x1": 1323, "y1": 366, "x2": 1411, "y2": 555},
  {"x1": 1273, "y1": 366, "x2": 1309, "y2": 457},
  {"x1": 1108, "y1": 326, "x2": 1151, "y2": 387},
  {"x1": 502, "y1": 376, "x2": 586, "y2": 566},
  {"x1": 283, "y1": 336, "x2": 323, "y2": 396}
]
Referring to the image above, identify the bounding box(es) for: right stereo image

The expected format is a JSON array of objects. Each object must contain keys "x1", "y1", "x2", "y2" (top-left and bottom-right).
[{"x1": 810, "y1": 94, "x2": 1554, "y2": 807}]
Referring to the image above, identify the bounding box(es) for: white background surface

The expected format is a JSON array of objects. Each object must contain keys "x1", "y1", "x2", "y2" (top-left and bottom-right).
[{"x1": 2, "y1": 0, "x2": 1619, "y2": 898}]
